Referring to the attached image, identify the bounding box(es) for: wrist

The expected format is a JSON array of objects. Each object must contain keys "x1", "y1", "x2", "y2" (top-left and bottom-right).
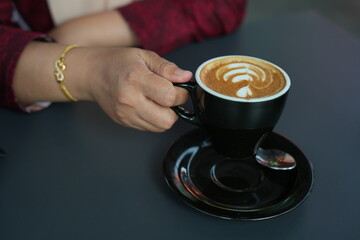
[
  {"x1": 62, "y1": 46, "x2": 97, "y2": 101},
  {"x1": 73, "y1": 47, "x2": 116, "y2": 103},
  {"x1": 13, "y1": 42, "x2": 102, "y2": 104}
]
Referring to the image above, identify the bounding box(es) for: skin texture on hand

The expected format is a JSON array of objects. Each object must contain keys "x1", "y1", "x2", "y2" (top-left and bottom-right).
[
  {"x1": 13, "y1": 42, "x2": 192, "y2": 132},
  {"x1": 90, "y1": 47, "x2": 192, "y2": 132}
]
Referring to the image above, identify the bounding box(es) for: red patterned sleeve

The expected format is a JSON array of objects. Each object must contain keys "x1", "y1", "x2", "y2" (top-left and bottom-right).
[
  {"x1": 0, "y1": 25, "x2": 51, "y2": 111},
  {"x1": 117, "y1": 0, "x2": 247, "y2": 55}
]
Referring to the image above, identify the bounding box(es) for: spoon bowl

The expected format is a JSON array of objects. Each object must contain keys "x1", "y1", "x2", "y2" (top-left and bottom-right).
[{"x1": 256, "y1": 147, "x2": 296, "y2": 170}]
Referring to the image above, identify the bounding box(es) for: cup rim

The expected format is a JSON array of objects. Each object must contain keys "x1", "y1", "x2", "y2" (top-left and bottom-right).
[{"x1": 195, "y1": 55, "x2": 291, "y2": 102}]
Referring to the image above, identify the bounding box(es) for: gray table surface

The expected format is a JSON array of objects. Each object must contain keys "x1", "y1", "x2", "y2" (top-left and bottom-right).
[{"x1": 1, "y1": 11, "x2": 360, "y2": 240}]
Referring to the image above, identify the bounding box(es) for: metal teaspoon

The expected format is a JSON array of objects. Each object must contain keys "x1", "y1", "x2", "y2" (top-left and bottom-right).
[{"x1": 256, "y1": 147, "x2": 296, "y2": 170}]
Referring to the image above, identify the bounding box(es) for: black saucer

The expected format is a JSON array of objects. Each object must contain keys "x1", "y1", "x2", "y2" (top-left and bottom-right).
[{"x1": 163, "y1": 129, "x2": 313, "y2": 220}]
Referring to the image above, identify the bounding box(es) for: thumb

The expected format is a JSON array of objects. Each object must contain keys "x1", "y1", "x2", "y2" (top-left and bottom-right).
[{"x1": 143, "y1": 51, "x2": 193, "y2": 83}]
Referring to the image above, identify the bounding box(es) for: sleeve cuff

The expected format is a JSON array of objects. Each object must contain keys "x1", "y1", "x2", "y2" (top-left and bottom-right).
[{"x1": 0, "y1": 25, "x2": 54, "y2": 112}]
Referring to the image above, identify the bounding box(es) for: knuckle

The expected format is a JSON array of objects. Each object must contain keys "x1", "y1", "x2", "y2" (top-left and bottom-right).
[
  {"x1": 144, "y1": 51, "x2": 160, "y2": 65},
  {"x1": 162, "y1": 112, "x2": 178, "y2": 130},
  {"x1": 146, "y1": 50, "x2": 159, "y2": 58},
  {"x1": 163, "y1": 87, "x2": 177, "y2": 107},
  {"x1": 116, "y1": 92, "x2": 131, "y2": 106},
  {"x1": 124, "y1": 70, "x2": 140, "y2": 86},
  {"x1": 114, "y1": 107, "x2": 128, "y2": 123},
  {"x1": 114, "y1": 95, "x2": 137, "y2": 120},
  {"x1": 158, "y1": 60, "x2": 175, "y2": 74}
]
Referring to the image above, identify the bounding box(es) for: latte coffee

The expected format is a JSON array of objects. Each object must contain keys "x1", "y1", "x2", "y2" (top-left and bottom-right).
[
  {"x1": 199, "y1": 56, "x2": 287, "y2": 100},
  {"x1": 174, "y1": 55, "x2": 291, "y2": 158}
]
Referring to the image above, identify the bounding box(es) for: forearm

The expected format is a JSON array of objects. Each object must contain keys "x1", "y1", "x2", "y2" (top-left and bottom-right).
[
  {"x1": 0, "y1": 25, "x2": 54, "y2": 110},
  {"x1": 48, "y1": 10, "x2": 139, "y2": 47},
  {"x1": 11, "y1": 39, "x2": 194, "y2": 132},
  {"x1": 13, "y1": 41, "x2": 97, "y2": 104}
]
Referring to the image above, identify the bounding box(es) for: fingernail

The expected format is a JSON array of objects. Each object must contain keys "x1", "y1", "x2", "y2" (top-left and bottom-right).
[
  {"x1": 175, "y1": 69, "x2": 186, "y2": 75},
  {"x1": 175, "y1": 70, "x2": 192, "y2": 78}
]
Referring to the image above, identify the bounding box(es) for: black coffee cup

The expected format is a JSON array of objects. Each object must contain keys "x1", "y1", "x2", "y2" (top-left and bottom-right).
[{"x1": 173, "y1": 56, "x2": 291, "y2": 159}]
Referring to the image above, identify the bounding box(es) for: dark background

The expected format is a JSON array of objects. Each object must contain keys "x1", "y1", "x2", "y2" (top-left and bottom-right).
[{"x1": 246, "y1": 0, "x2": 360, "y2": 40}]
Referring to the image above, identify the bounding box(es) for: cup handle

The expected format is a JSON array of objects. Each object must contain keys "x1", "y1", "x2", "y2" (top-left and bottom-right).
[{"x1": 172, "y1": 82, "x2": 201, "y2": 126}]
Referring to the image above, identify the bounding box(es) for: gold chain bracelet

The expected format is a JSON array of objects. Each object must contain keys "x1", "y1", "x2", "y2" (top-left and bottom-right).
[{"x1": 54, "y1": 45, "x2": 79, "y2": 102}]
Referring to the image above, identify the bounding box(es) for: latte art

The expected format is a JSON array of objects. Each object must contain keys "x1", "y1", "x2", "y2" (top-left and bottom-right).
[{"x1": 200, "y1": 56, "x2": 286, "y2": 99}]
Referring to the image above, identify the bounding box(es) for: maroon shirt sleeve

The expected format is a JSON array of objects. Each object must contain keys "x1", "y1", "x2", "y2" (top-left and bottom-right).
[
  {"x1": 0, "y1": 26, "x2": 51, "y2": 111},
  {"x1": 0, "y1": 0, "x2": 53, "y2": 111},
  {"x1": 118, "y1": 0, "x2": 247, "y2": 55}
]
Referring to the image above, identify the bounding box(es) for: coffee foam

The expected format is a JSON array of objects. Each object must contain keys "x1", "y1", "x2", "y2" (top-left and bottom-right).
[{"x1": 199, "y1": 56, "x2": 288, "y2": 100}]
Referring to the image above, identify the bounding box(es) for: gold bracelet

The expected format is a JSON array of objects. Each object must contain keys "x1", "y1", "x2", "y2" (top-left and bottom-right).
[{"x1": 54, "y1": 45, "x2": 79, "y2": 102}]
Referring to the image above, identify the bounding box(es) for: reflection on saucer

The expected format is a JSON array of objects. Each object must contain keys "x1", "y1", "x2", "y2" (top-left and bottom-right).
[{"x1": 163, "y1": 129, "x2": 313, "y2": 220}]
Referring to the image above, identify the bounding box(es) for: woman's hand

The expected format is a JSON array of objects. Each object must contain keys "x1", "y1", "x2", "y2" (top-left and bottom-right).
[
  {"x1": 13, "y1": 42, "x2": 192, "y2": 132},
  {"x1": 90, "y1": 47, "x2": 192, "y2": 132}
]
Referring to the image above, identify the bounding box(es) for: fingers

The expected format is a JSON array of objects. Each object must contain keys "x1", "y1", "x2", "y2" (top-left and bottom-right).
[
  {"x1": 99, "y1": 48, "x2": 193, "y2": 132},
  {"x1": 141, "y1": 73, "x2": 189, "y2": 107},
  {"x1": 123, "y1": 113, "x2": 171, "y2": 133},
  {"x1": 143, "y1": 51, "x2": 193, "y2": 83},
  {"x1": 114, "y1": 96, "x2": 179, "y2": 132},
  {"x1": 137, "y1": 98, "x2": 179, "y2": 132}
]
